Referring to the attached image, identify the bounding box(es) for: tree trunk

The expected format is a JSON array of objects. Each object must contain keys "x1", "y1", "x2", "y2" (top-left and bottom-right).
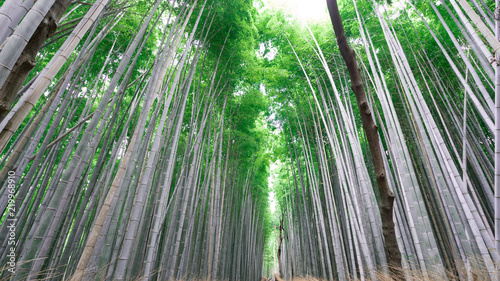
[
  {"x1": 277, "y1": 216, "x2": 284, "y2": 278},
  {"x1": 325, "y1": 0, "x2": 402, "y2": 275},
  {"x1": 0, "y1": 0, "x2": 71, "y2": 120}
]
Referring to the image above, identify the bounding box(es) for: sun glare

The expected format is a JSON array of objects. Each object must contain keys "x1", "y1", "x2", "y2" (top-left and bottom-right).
[{"x1": 265, "y1": 0, "x2": 329, "y2": 22}]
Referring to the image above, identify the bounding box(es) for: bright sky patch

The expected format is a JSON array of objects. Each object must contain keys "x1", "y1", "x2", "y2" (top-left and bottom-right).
[{"x1": 265, "y1": 0, "x2": 329, "y2": 22}]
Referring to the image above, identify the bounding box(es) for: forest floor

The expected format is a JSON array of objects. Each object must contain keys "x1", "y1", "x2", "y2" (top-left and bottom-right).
[{"x1": 265, "y1": 265, "x2": 490, "y2": 281}]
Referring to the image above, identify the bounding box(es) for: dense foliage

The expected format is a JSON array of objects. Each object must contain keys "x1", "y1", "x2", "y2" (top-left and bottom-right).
[{"x1": 0, "y1": 0, "x2": 498, "y2": 280}]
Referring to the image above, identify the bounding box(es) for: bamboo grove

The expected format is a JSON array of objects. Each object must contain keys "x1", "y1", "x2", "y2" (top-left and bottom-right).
[
  {"x1": 0, "y1": 0, "x2": 272, "y2": 280},
  {"x1": 266, "y1": 0, "x2": 500, "y2": 279},
  {"x1": 0, "y1": 0, "x2": 500, "y2": 280}
]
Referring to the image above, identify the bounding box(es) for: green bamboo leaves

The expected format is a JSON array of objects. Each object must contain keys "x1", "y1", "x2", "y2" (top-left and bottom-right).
[{"x1": 0, "y1": 1, "x2": 270, "y2": 280}]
